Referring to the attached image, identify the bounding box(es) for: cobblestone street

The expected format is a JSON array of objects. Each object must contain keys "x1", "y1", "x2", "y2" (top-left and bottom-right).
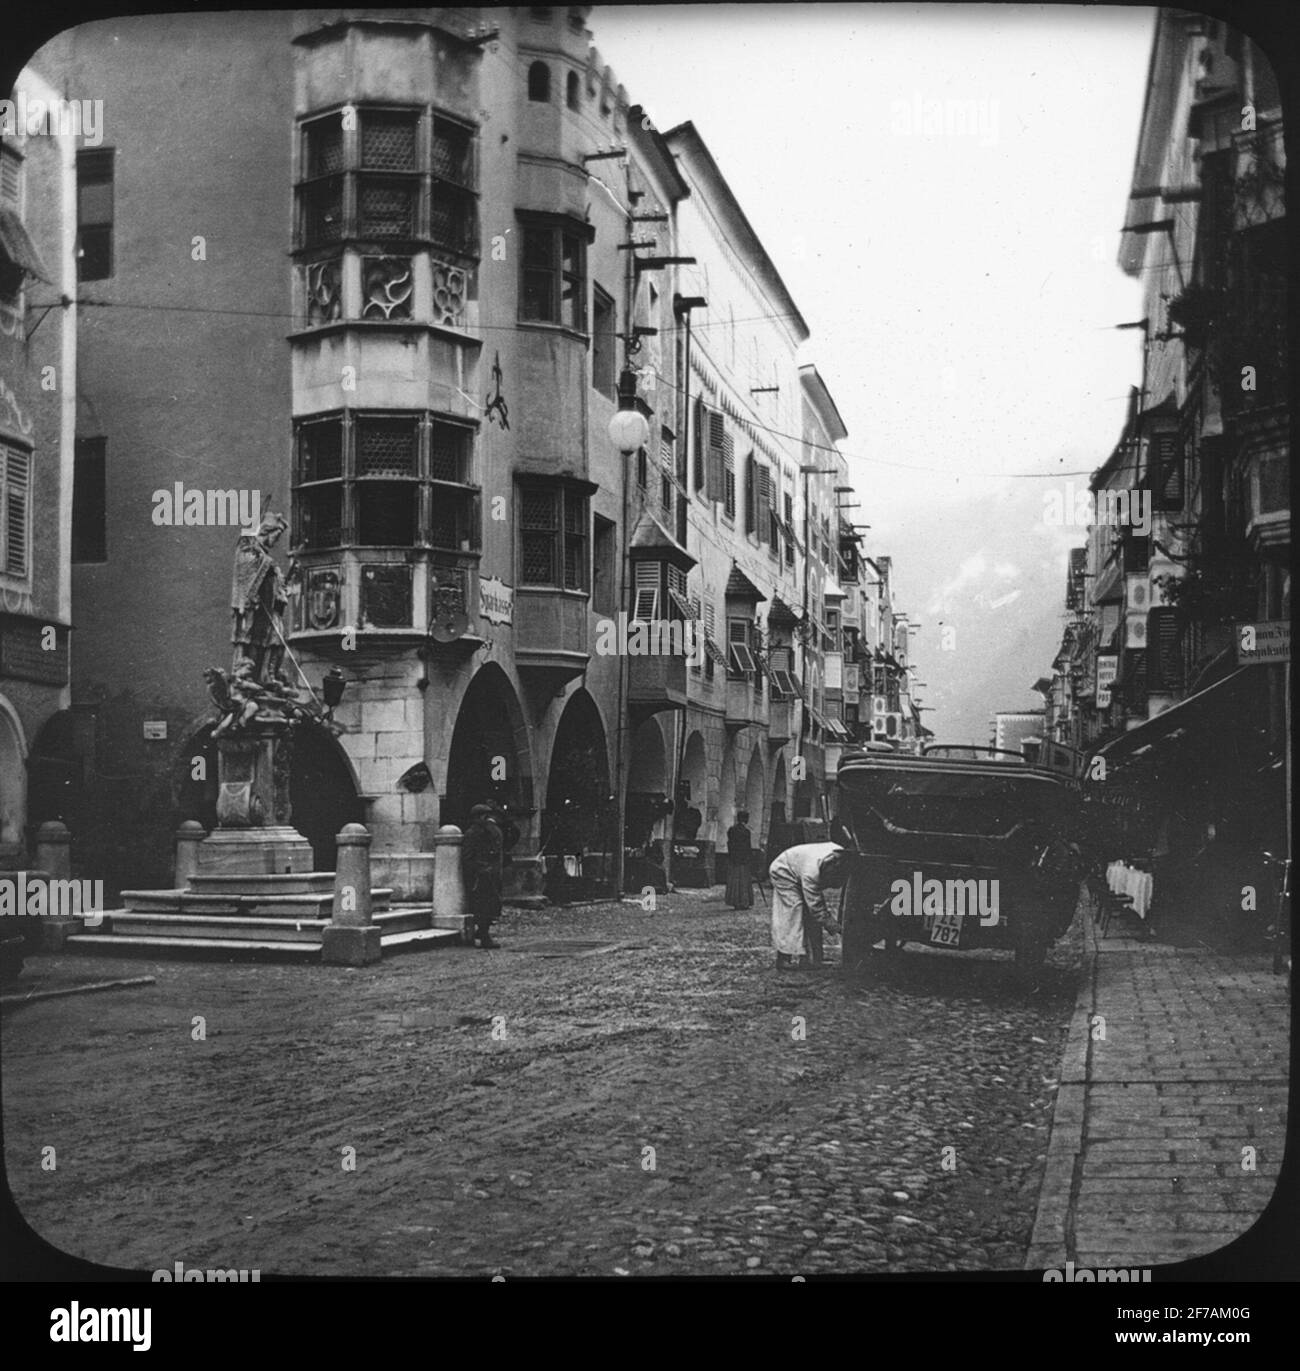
[{"x1": 3, "y1": 892, "x2": 1083, "y2": 1278}]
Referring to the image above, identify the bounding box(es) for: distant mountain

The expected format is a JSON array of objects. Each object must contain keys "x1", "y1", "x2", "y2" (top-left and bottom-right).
[
  {"x1": 920, "y1": 593, "x2": 1062, "y2": 745},
  {"x1": 870, "y1": 484, "x2": 1078, "y2": 748}
]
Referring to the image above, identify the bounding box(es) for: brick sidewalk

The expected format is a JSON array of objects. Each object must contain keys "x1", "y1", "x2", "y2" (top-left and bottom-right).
[{"x1": 1026, "y1": 905, "x2": 1289, "y2": 1272}]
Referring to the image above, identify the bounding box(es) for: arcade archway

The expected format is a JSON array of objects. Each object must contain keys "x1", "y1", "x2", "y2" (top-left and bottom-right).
[
  {"x1": 675, "y1": 730, "x2": 708, "y2": 841},
  {"x1": 289, "y1": 722, "x2": 365, "y2": 869},
  {"x1": 743, "y1": 745, "x2": 765, "y2": 842},
  {"x1": 444, "y1": 663, "x2": 531, "y2": 831},
  {"x1": 543, "y1": 690, "x2": 613, "y2": 896}
]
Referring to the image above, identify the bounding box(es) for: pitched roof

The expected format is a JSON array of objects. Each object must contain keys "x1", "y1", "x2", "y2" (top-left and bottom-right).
[
  {"x1": 767, "y1": 595, "x2": 801, "y2": 626},
  {"x1": 724, "y1": 564, "x2": 766, "y2": 601},
  {"x1": 628, "y1": 512, "x2": 697, "y2": 571}
]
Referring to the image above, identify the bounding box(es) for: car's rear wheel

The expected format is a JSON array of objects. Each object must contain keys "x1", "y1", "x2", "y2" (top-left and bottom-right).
[{"x1": 842, "y1": 873, "x2": 888, "y2": 971}]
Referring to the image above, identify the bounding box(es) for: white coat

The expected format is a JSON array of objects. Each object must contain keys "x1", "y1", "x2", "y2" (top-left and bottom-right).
[{"x1": 768, "y1": 842, "x2": 844, "y2": 956}]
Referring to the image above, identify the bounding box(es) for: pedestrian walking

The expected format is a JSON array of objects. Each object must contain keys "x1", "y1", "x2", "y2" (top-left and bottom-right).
[
  {"x1": 725, "y1": 811, "x2": 755, "y2": 909},
  {"x1": 462, "y1": 803, "x2": 504, "y2": 949},
  {"x1": 768, "y1": 842, "x2": 850, "y2": 969}
]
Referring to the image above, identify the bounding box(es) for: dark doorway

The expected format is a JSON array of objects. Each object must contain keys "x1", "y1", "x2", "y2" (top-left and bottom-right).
[
  {"x1": 542, "y1": 690, "x2": 613, "y2": 900},
  {"x1": 444, "y1": 665, "x2": 526, "y2": 830},
  {"x1": 289, "y1": 723, "x2": 364, "y2": 870}
]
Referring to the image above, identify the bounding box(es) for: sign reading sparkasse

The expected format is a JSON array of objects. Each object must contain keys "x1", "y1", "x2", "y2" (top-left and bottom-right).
[
  {"x1": 1236, "y1": 620, "x2": 1290, "y2": 666},
  {"x1": 479, "y1": 575, "x2": 514, "y2": 626}
]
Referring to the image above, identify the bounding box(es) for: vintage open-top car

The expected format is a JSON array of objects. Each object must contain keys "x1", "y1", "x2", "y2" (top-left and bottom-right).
[{"x1": 836, "y1": 743, "x2": 1084, "y2": 976}]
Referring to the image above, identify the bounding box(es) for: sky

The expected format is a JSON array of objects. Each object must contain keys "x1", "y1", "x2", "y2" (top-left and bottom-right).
[{"x1": 593, "y1": 2, "x2": 1155, "y2": 743}]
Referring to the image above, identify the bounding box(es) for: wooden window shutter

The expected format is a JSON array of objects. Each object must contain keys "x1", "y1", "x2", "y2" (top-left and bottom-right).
[
  {"x1": 705, "y1": 407, "x2": 726, "y2": 504},
  {"x1": 2, "y1": 446, "x2": 31, "y2": 577},
  {"x1": 632, "y1": 561, "x2": 660, "y2": 621},
  {"x1": 744, "y1": 453, "x2": 757, "y2": 533},
  {"x1": 756, "y1": 464, "x2": 773, "y2": 545},
  {"x1": 1153, "y1": 433, "x2": 1184, "y2": 511},
  {"x1": 693, "y1": 396, "x2": 705, "y2": 492},
  {"x1": 1148, "y1": 607, "x2": 1181, "y2": 690},
  {"x1": 721, "y1": 431, "x2": 735, "y2": 517}
]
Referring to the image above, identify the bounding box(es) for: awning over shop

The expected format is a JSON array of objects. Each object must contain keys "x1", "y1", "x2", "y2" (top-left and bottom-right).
[{"x1": 1094, "y1": 667, "x2": 1268, "y2": 767}]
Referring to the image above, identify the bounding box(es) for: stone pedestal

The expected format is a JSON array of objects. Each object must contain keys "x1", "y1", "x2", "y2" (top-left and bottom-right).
[
  {"x1": 196, "y1": 718, "x2": 314, "y2": 875},
  {"x1": 322, "y1": 823, "x2": 382, "y2": 965}
]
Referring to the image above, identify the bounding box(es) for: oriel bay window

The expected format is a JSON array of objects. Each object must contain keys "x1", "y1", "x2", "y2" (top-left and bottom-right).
[
  {"x1": 519, "y1": 213, "x2": 591, "y2": 330},
  {"x1": 296, "y1": 106, "x2": 478, "y2": 257},
  {"x1": 430, "y1": 115, "x2": 478, "y2": 255},
  {"x1": 292, "y1": 411, "x2": 480, "y2": 553},
  {"x1": 518, "y1": 481, "x2": 589, "y2": 590}
]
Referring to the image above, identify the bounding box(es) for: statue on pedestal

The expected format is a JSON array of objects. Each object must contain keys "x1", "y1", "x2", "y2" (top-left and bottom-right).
[{"x1": 231, "y1": 511, "x2": 296, "y2": 683}]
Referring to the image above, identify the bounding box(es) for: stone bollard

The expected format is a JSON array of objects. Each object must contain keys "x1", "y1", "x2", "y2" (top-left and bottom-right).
[
  {"x1": 321, "y1": 823, "x2": 382, "y2": 966},
  {"x1": 32, "y1": 821, "x2": 80, "y2": 951},
  {"x1": 432, "y1": 823, "x2": 472, "y2": 944},
  {"x1": 174, "y1": 821, "x2": 206, "y2": 890}
]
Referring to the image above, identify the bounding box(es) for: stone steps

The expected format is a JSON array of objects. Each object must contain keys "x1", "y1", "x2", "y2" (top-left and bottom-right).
[
  {"x1": 187, "y1": 872, "x2": 339, "y2": 895},
  {"x1": 63, "y1": 905, "x2": 469, "y2": 960},
  {"x1": 118, "y1": 888, "x2": 395, "y2": 918}
]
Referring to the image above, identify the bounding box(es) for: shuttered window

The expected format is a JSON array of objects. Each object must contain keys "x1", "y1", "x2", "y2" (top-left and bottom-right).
[
  {"x1": 744, "y1": 453, "x2": 758, "y2": 534},
  {"x1": 0, "y1": 443, "x2": 31, "y2": 578},
  {"x1": 689, "y1": 593, "x2": 703, "y2": 672},
  {"x1": 728, "y1": 617, "x2": 757, "y2": 676},
  {"x1": 704, "y1": 405, "x2": 726, "y2": 504},
  {"x1": 1122, "y1": 531, "x2": 1150, "y2": 573},
  {"x1": 722, "y1": 432, "x2": 736, "y2": 520},
  {"x1": 693, "y1": 396, "x2": 706, "y2": 492},
  {"x1": 76, "y1": 148, "x2": 114, "y2": 281},
  {"x1": 1147, "y1": 607, "x2": 1182, "y2": 691},
  {"x1": 755, "y1": 464, "x2": 776, "y2": 551},
  {"x1": 632, "y1": 561, "x2": 660, "y2": 622},
  {"x1": 1150, "y1": 432, "x2": 1185, "y2": 511}
]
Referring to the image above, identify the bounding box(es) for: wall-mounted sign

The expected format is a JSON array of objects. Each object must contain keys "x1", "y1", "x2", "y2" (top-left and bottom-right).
[
  {"x1": 143, "y1": 720, "x2": 168, "y2": 740},
  {"x1": 1236, "y1": 620, "x2": 1289, "y2": 666},
  {"x1": 479, "y1": 575, "x2": 513, "y2": 626},
  {"x1": 1096, "y1": 653, "x2": 1118, "y2": 708},
  {"x1": 0, "y1": 617, "x2": 68, "y2": 685}
]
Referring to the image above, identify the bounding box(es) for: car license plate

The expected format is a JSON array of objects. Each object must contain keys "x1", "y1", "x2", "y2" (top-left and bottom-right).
[{"x1": 927, "y1": 912, "x2": 963, "y2": 948}]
